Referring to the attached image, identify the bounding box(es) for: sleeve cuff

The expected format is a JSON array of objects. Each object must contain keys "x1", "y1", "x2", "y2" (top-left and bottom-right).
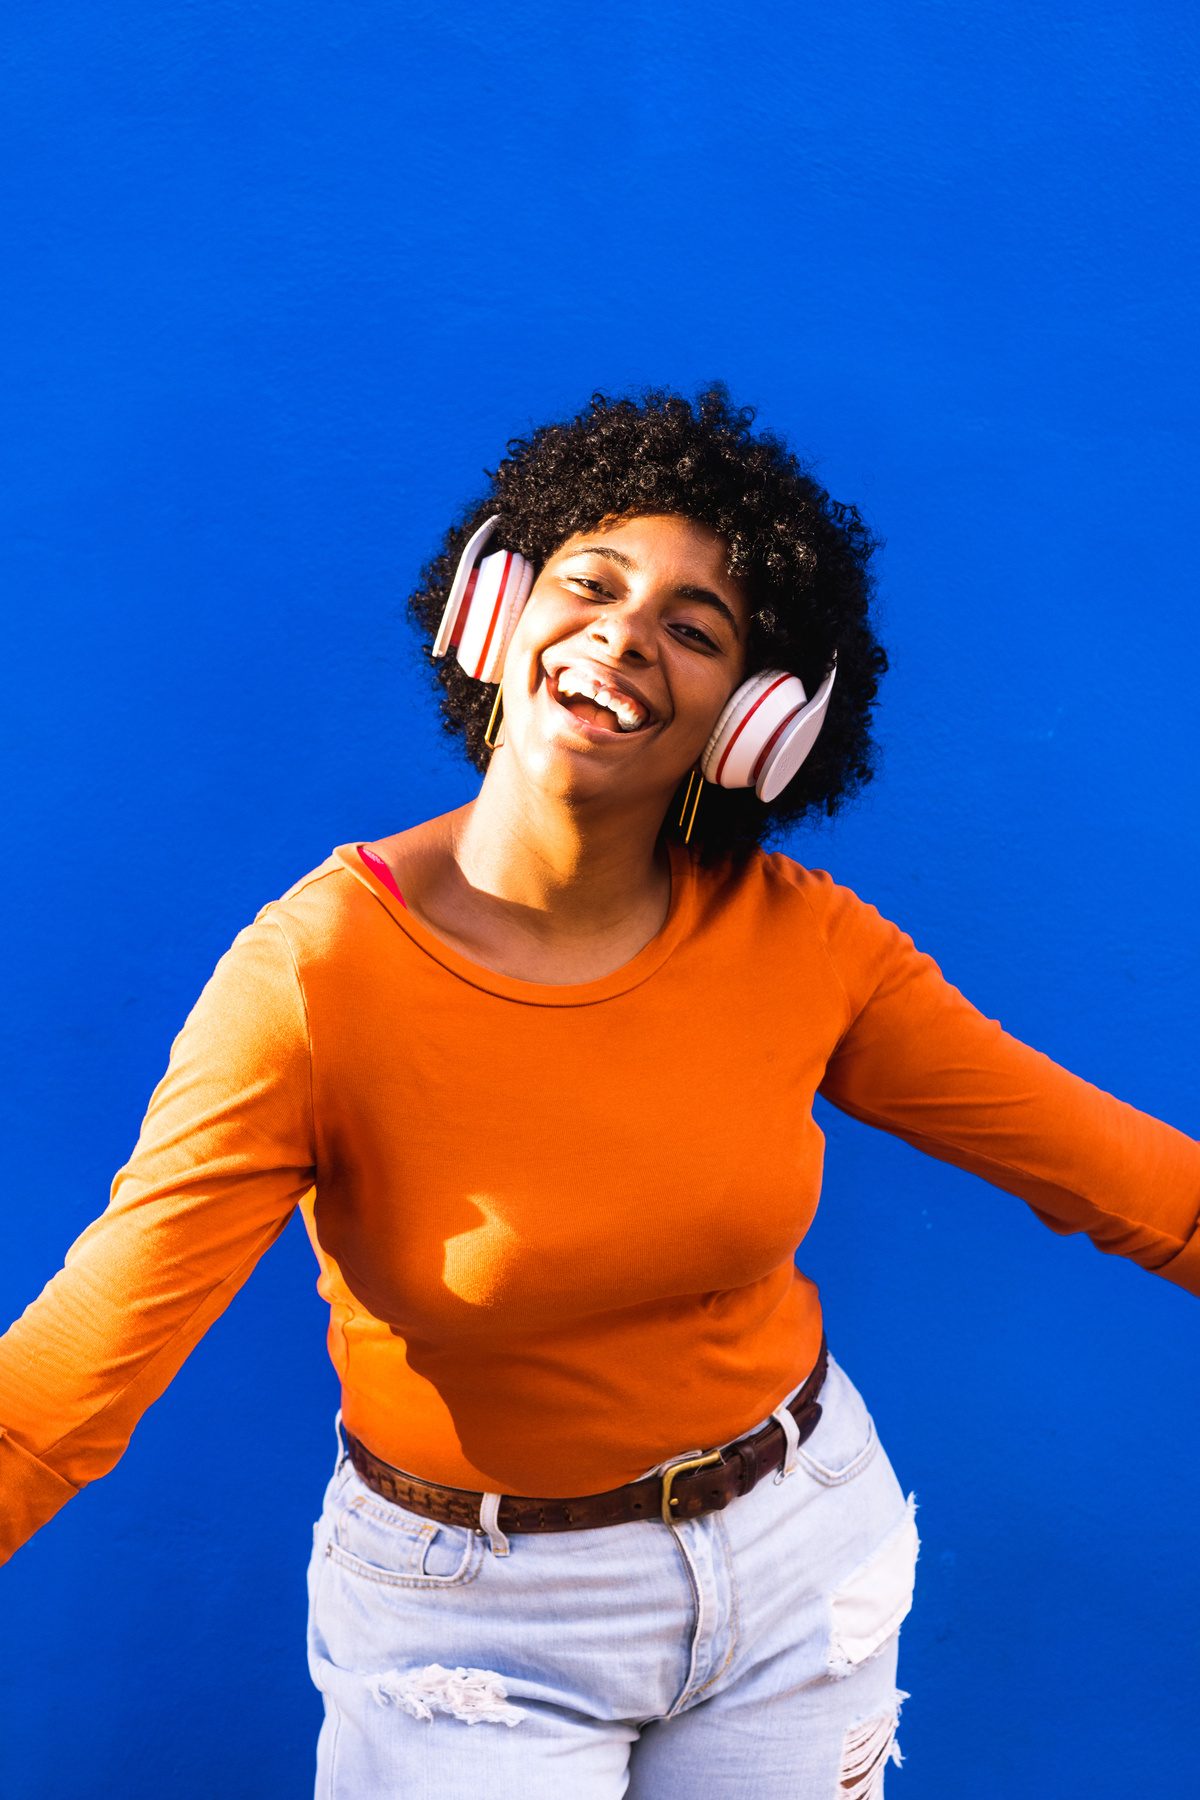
[
  {"x1": 1152, "y1": 1220, "x2": 1200, "y2": 1296},
  {"x1": 0, "y1": 1429, "x2": 79, "y2": 1565}
]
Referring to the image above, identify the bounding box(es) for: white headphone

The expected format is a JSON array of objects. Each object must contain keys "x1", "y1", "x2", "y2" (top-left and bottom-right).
[{"x1": 433, "y1": 515, "x2": 836, "y2": 802}]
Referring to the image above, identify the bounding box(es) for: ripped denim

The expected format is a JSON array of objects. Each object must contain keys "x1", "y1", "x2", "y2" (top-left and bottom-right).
[{"x1": 307, "y1": 1356, "x2": 916, "y2": 1799}]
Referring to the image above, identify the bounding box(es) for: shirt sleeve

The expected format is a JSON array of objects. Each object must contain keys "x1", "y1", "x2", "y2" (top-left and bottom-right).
[
  {"x1": 806, "y1": 874, "x2": 1200, "y2": 1295},
  {"x1": 0, "y1": 917, "x2": 316, "y2": 1563}
]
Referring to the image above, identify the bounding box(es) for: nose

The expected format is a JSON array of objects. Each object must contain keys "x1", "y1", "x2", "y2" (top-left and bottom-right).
[{"x1": 585, "y1": 600, "x2": 656, "y2": 664}]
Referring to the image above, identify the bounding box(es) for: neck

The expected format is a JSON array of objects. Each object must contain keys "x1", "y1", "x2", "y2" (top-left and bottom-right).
[
  {"x1": 453, "y1": 745, "x2": 672, "y2": 944},
  {"x1": 380, "y1": 743, "x2": 683, "y2": 983}
]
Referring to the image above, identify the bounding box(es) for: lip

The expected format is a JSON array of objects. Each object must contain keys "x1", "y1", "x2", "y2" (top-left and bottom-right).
[{"x1": 540, "y1": 656, "x2": 663, "y2": 738}]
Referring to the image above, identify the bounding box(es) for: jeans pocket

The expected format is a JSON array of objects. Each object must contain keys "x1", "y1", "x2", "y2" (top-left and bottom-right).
[
  {"x1": 796, "y1": 1357, "x2": 880, "y2": 1488},
  {"x1": 328, "y1": 1490, "x2": 483, "y2": 1589}
]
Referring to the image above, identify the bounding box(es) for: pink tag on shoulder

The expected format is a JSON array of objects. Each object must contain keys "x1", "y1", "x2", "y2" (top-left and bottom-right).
[{"x1": 357, "y1": 845, "x2": 407, "y2": 908}]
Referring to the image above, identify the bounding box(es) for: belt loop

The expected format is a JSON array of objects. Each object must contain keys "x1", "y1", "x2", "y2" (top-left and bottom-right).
[
  {"x1": 772, "y1": 1403, "x2": 801, "y2": 1483},
  {"x1": 479, "y1": 1492, "x2": 511, "y2": 1557},
  {"x1": 334, "y1": 1409, "x2": 349, "y2": 1471}
]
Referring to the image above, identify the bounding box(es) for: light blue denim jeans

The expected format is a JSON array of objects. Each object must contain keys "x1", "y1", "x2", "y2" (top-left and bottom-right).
[{"x1": 307, "y1": 1356, "x2": 917, "y2": 1799}]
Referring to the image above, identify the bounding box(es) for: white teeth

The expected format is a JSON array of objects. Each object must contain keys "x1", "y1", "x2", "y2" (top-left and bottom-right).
[
  {"x1": 608, "y1": 694, "x2": 645, "y2": 732},
  {"x1": 553, "y1": 667, "x2": 648, "y2": 732}
]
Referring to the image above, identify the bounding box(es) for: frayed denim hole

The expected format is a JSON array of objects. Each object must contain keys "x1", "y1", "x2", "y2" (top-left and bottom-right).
[
  {"x1": 368, "y1": 1664, "x2": 525, "y2": 1727},
  {"x1": 837, "y1": 1690, "x2": 908, "y2": 1798},
  {"x1": 828, "y1": 1499, "x2": 919, "y2": 1679}
]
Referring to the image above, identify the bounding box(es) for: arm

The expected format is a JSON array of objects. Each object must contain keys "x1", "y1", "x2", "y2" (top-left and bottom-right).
[
  {"x1": 0, "y1": 917, "x2": 316, "y2": 1562},
  {"x1": 807, "y1": 876, "x2": 1200, "y2": 1293}
]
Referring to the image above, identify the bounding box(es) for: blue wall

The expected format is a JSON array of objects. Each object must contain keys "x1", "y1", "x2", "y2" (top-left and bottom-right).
[{"x1": 1, "y1": 3, "x2": 1197, "y2": 1793}]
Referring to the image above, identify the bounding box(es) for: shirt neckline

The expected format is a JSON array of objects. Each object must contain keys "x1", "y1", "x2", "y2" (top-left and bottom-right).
[{"x1": 332, "y1": 839, "x2": 697, "y2": 1007}]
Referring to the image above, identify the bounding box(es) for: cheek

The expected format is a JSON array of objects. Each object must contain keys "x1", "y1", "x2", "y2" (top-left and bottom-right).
[
  {"x1": 505, "y1": 597, "x2": 584, "y2": 683},
  {"x1": 677, "y1": 668, "x2": 739, "y2": 748}
]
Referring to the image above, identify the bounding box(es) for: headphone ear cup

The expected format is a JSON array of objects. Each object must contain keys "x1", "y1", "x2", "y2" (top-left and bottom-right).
[
  {"x1": 433, "y1": 515, "x2": 501, "y2": 659},
  {"x1": 456, "y1": 549, "x2": 534, "y2": 682},
  {"x1": 700, "y1": 669, "x2": 810, "y2": 789},
  {"x1": 699, "y1": 660, "x2": 838, "y2": 800},
  {"x1": 432, "y1": 514, "x2": 534, "y2": 682},
  {"x1": 754, "y1": 663, "x2": 836, "y2": 801}
]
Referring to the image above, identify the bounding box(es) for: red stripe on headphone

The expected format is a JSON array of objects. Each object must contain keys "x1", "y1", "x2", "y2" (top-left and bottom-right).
[
  {"x1": 471, "y1": 552, "x2": 512, "y2": 679},
  {"x1": 749, "y1": 703, "x2": 806, "y2": 786},
  {"x1": 713, "y1": 674, "x2": 792, "y2": 785},
  {"x1": 450, "y1": 566, "x2": 480, "y2": 650}
]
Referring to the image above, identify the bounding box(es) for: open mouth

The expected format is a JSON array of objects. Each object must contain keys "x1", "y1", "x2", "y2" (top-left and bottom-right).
[{"x1": 546, "y1": 663, "x2": 654, "y2": 735}]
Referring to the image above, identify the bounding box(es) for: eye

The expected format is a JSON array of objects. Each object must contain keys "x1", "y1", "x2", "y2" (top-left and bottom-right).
[
  {"x1": 566, "y1": 574, "x2": 613, "y2": 599},
  {"x1": 672, "y1": 622, "x2": 720, "y2": 651}
]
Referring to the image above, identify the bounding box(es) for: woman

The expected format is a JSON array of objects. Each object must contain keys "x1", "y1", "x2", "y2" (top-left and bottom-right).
[{"x1": 1, "y1": 389, "x2": 1196, "y2": 1800}]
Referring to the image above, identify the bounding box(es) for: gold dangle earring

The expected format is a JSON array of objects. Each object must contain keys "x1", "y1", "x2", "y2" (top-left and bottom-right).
[
  {"x1": 678, "y1": 768, "x2": 704, "y2": 845},
  {"x1": 484, "y1": 684, "x2": 505, "y2": 750}
]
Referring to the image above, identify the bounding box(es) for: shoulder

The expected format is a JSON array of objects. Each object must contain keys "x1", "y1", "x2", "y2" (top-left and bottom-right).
[
  {"x1": 690, "y1": 845, "x2": 863, "y2": 924},
  {"x1": 687, "y1": 848, "x2": 910, "y2": 982},
  {"x1": 252, "y1": 846, "x2": 392, "y2": 967}
]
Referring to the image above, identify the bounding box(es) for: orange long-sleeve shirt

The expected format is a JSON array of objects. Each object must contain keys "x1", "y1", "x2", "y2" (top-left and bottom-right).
[{"x1": 1, "y1": 843, "x2": 1198, "y2": 1562}]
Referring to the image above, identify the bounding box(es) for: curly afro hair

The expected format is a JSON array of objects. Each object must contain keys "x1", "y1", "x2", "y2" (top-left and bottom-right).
[{"x1": 407, "y1": 386, "x2": 887, "y2": 862}]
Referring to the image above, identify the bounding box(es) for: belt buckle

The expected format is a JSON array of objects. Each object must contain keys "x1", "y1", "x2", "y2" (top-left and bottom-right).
[{"x1": 660, "y1": 1450, "x2": 722, "y2": 1526}]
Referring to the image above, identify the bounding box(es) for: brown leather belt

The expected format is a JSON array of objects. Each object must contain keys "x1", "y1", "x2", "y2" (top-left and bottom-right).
[{"x1": 345, "y1": 1339, "x2": 827, "y2": 1535}]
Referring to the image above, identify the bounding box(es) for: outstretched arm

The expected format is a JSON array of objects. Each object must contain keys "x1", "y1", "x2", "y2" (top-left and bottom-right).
[
  {"x1": 0, "y1": 918, "x2": 316, "y2": 1562},
  {"x1": 806, "y1": 873, "x2": 1200, "y2": 1292}
]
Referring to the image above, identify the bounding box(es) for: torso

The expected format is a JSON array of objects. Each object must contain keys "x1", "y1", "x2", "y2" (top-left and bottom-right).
[{"x1": 288, "y1": 840, "x2": 835, "y2": 1494}]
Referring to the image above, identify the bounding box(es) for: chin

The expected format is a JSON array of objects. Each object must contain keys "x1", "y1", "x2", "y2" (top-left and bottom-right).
[{"x1": 510, "y1": 735, "x2": 643, "y2": 807}]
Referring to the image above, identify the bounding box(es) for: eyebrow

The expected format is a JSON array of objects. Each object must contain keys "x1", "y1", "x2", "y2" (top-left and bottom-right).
[{"x1": 565, "y1": 545, "x2": 742, "y2": 638}]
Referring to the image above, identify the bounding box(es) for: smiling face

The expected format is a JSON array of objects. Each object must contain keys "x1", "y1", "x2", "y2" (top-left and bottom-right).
[{"x1": 494, "y1": 513, "x2": 751, "y2": 813}]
